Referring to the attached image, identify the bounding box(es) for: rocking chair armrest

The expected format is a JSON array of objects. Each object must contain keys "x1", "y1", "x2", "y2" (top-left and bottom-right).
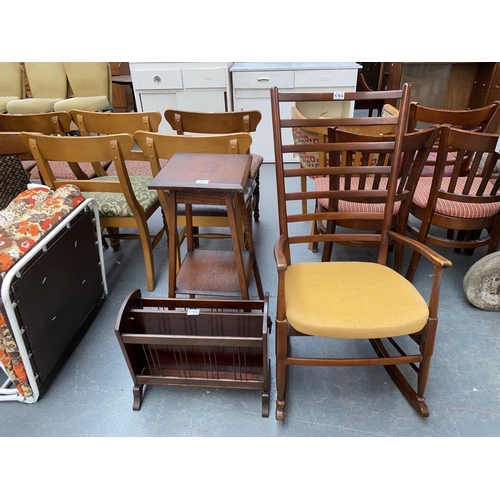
[
  {"x1": 274, "y1": 234, "x2": 289, "y2": 272},
  {"x1": 389, "y1": 231, "x2": 453, "y2": 269}
]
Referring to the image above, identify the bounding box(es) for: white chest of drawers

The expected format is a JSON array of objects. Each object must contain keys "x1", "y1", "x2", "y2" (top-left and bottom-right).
[
  {"x1": 130, "y1": 62, "x2": 233, "y2": 133},
  {"x1": 230, "y1": 62, "x2": 361, "y2": 162}
]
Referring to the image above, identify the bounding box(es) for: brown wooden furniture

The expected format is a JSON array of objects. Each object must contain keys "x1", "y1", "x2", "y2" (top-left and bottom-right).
[
  {"x1": 312, "y1": 126, "x2": 439, "y2": 260},
  {"x1": 0, "y1": 111, "x2": 76, "y2": 178},
  {"x1": 355, "y1": 72, "x2": 385, "y2": 116},
  {"x1": 109, "y1": 62, "x2": 136, "y2": 112},
  {"x1": 19, "y1": 132, "x2": 166, "y2": 291},
  {"x1": 135, "y1": 130, "x2": 255, "y2": 253},
  {"x1": 270, "y1": 83, "x2": 452, "y2": 420},
  {"x1": 115, "y1": 289, "x2": 271, "y2": 416},
  {"x1": 386, "y1": 62, "x2": 500, "y2": 112},
  {"x1": 164, "y1": 109, "x2": 264, "y2": 222},
  {"x1": 407, "y1": 126, "x2": 500, "y2": 280},
  {"x1": 147, "y1": 150, "x2": 264, "y2": 300}
]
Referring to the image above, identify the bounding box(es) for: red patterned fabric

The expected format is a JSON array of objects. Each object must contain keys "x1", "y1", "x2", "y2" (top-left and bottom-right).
[
  {"x1": 421, "y1": 151, "x2": 457, "y2": 177},
  {"x1": 413, "y1": 177, "x2": 500, "y2": 218},
  {"x1": 315, "y1": 176, "x2": 401, "y2": 214},
  {"x1": 0, "y1": 185, "x2": 84, "y2": 398}
]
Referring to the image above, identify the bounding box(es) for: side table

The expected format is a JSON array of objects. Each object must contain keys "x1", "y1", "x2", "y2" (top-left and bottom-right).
[{"x1": 149, "y1": 152, "x2": 264, "y2": 300}]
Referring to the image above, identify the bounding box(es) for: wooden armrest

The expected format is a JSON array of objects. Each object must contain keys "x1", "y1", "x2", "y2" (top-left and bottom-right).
[
  {"x1": 273, "y1": 234, "x2": 289, "y2": 271},
  {"x1": 389, "y1": 231, "x2": 452, "y2": 269}
]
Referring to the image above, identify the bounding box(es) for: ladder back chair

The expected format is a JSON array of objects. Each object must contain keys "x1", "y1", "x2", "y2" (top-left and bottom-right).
[
  {"x1": 19, "y1": 132, "x2": 166, "y2": 291},
  {"x1": 270, "y1": 83, "x2": 452, "y2": 420},
  {"x1": 164, "y1": 109, "x2": 263, "y2": 222},
  {"x1": 407, "y1": 125, "x2": 500, "y2": 280}
]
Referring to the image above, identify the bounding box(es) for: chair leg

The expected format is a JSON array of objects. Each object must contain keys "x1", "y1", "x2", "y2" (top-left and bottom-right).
[
  {"x1": 253, "y1": 171, "x2": 260, "y2": 222},
  {"x1": 137, "y1": 222, "x2": 156, "y2": 291},
  {"x1": 275, "y1": 319, "x2": 288, "y2": 421},
  {"x1": 107, "y1": 227, "x2": 121, "y2": 250}
]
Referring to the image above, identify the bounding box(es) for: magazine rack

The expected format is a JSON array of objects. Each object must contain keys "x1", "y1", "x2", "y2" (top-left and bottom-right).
[{"x1": 115, "y1": 289, "x2": 271, "y2": 417}]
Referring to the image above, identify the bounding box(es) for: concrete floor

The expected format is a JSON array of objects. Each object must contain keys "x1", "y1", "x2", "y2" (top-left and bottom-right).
[{"x1": 1, "y1": 163, "x2": 499, "y2": 439}]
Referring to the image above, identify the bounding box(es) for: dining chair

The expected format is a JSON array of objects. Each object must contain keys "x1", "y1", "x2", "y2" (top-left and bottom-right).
[
  {"x1": 270, "y1": 83, "x2": 452, "y2": 420},
  {"x1": 6, "y1": 62, "x2": 68, "y2": 114},
  {"x1": 134, "y1": 130, "x2": 254, "y2": 252},
  {"x1": 291, "y1": 101, "x2": 398, "y2": 215},
  {"x1": 312, "y1": 126, "x2": 439, "y2": 260},
  {"x1": 406, "y1": 125, "x2": 500, "y2": 281},
  {"x1": 407, "y1": 100, "x2": 500, "y2": 177},
  {"x1": 164, "y1": 109, "x2": 263, "y2": 222},
  {"x1": 0, "y1": 111, "x2": 85, "y2": 180},
  {"x1": 19, "y1": 132, "x2": 166, "y2": 291},
  {"x1": 54, "y1": 63, "x2": 114, "y2": 114},
  {"x1": 0, "y1": 63, "x2": 25, "y2": 113},
  {"x1": 69, "y1": 109, "x2": 164, "y2": 175}
]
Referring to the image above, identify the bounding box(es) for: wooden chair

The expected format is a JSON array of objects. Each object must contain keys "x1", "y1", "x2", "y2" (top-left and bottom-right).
[
  {"x1": 312, "y1": 126, "x2": 439, "y2": 260},
  {"x1": 354, "y1": 72, "x2": 385, "y2": 117},
  {"x1": 69, "y1": 109, "x2": 163, "y2": 175},
  {"x1": 18, "y1": 132, "x2": 166, "y2": 291},
  {"x1": 135, "y1": 130, "x2": 254, "y2": 250},
  {"x1": 407, "y1": 101, "x2": 500, "y2": 177},
  {"x1": 407, "y1": 125, "x2": 500, "y2": 280},
  {"x1": 270, "y1": 83, "x2": 452, "y2": 420},
  {"x1": 291, "y1": 102, "x2": 398, "y2": 215},
  {"x1": 164, "y1": 109, "x2": 263, "y2": 222},
  {"x1": 0, "y1": 111, "x2": 84, "y2": 179}
]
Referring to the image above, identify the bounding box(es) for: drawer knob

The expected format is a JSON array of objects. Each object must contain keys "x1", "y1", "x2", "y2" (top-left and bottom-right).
[
  {"x1": 320, "y1": 76, "x2": 332, "y2": 81},
  {"x1": 153, "y1": 75, "x2": 162, "y2": 84},
  {"x1": 258, "y1": 77, "x2": 269, "y2": 82}
]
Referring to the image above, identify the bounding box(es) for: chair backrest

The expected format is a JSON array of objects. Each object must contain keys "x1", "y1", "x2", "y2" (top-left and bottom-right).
[
  {"x1": 0, "y1": 62, "x2": 26, "y2": 98},
  {"x1": 271, "y1": 83, "x2": 412, "y2": 265},
  {"x1": 164, "y1": 109, "x2": 262, "y2": 138},
  {"x1": 432, "y1": 125, "x2": 500, "y2": 203},
  {"x1": 408, "y1": 101, "x2": 500, "y2": 134},
  {"x1": 24, "y1": 62, "x2": 68, "y2": 98},
  {"x1": 134, "y1": 131, "x2": 253, "y2": 174},
  {"x1": 63, "y1": 62, "x2": 113, "y2": 105},
  {"x1": 18, "y1": 132, "x2": 135, "y2": 191},
  {"x1": 70, "y1": 109, "x2": 162, "y2": 136},
  {"x1": 0, "y1": 111, "x2": 72, "y2": 136}
]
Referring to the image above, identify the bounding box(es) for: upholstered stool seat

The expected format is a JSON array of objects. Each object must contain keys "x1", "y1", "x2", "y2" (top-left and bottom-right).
[
  {"x1": 285, "y1": 261, "x2": 429, "y2": 339},
  {"x1": 81, "y1": 176, "x2": 158, "y2": 217},
  {"x1": 249, "y1": 153, "x2": 263, "y2": 179}
]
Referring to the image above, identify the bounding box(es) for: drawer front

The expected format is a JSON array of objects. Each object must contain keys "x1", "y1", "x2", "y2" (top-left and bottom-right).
[
  {"x1": 132, "y1": 69, "x2": 183, "y2": 90},
  {"x1": 294, "y1": 69, "x2": 358, "y2": 88},
  {"x1": 182, "y1": 68, "x2": 227, "y2": 89},
  {"x1": 232, "y1": 71, "x2": 294, "y2": 89}
]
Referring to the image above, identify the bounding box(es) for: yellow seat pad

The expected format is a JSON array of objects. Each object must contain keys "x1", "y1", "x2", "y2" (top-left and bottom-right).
[{"x1": 285, "y1": 261, "x2": 429, "y2": 338}]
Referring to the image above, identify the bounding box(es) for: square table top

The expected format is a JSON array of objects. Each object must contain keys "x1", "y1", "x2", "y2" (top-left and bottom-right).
[{"x1": 148, "y1": 152, "x2": 252, "y2": 193}]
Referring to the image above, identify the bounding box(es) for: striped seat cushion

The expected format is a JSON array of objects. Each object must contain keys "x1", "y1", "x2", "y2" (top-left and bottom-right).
[
  {"x1": 315, "y1": 176, "x2": 400, "y2": 214},
  {"x1": 413, "y1": 177, "x2": 500, "y2": 218}
]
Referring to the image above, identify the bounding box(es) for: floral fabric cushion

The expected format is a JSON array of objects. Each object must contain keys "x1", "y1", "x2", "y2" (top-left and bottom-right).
[
  {"x1": 0, "y1": 184, "x2": 84, "y2": 398},
  {"x1": 81, "y1": 176, "x2": 158, "y2": 218}
]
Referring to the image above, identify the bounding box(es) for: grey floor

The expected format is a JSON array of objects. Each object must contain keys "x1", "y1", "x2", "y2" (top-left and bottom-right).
[{"x1": 1, "y1": 163, "x2": 500, "y2": 439}]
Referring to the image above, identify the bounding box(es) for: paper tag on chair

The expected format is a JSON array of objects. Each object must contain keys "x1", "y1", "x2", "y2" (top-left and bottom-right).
[
  {"x1": 196, "y1": 180, "x2": 209, "y2": 184},
  {"x1": 187, "y1": 308, "x2": 200, "y2": 316},
  {"x1": 333, "y1": 92, "x2": 345, "y2": 100}
]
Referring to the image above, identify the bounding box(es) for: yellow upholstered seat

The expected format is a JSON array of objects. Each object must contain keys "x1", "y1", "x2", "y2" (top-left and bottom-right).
[
  {"x1": 285, "y1": 262, "x2": 429, "y2": 339},
  {"x1": 0, "y1": 63, "x2": 26, "y2": 113}
]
